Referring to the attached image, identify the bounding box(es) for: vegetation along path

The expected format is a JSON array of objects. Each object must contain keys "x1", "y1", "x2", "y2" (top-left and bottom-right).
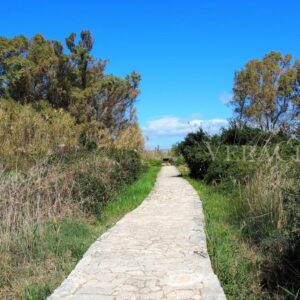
[{"x1": 49, "y1": 166, "x2": 225, "y2": 300}]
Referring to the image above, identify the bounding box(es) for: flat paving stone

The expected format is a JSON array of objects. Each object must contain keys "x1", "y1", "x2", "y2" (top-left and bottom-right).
[{"x1": 48, "y1": 166, "x2": 226, "y2": 300}]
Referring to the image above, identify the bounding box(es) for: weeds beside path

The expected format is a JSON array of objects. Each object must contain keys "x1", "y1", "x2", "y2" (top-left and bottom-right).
[
  {"x1": 185, "y1": 177, "x2": 266, "y2": 299},
  {"x1": 49, "y1": 166, "x2": 225, "y2": 300},
  {"x1": 1, "y1": 164, "x2": 160, "y2": 300}
]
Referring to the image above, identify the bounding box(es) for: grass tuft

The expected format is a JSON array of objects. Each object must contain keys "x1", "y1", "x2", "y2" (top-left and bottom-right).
[{"x1": 185, "y1": 177, "x2": 266, "y2": 299}]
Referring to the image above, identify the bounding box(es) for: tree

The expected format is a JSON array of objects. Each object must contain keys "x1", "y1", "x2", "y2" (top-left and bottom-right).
[
  {"x1": 96, "y1": 72, "x2": 141, "y2": 135},
  {"x1": 0, "y1": 31, "x2": 142, "y2": 137},
  {"x1": 0, "y1": 35, "x2": 30, "y2": 101},
  {"x1": 66, "y1": 30, "x2": 94, "y2": 89},
  {"x1": 232, "y1": 51, "x2": 300, "y2": 133}
]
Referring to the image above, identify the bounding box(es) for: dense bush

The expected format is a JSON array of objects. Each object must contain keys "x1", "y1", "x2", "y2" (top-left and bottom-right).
[
  {"x1": 74, "y1": 171, "x2": 108, "y2": 214},
  {"x1": 177, "y1": 129, "x2": 213, "y2": 179},
  {"x1": 0, "y1": 149, "x2": 142, "y2": 231},
  {"x1": 219, "y1": 125, "x2": 289, "y2": 146},
  {"x1": 178, "y1": 127, "x2": 299, "y2": 182},
  {"x1": 178, "y1": 129, "x2": 258, "y2": 183},
  {"x1": 71, "y1": 149, "x2": 143, "y2": 215},
  {"x1": 109, "y1": 149, "x2": 142, "y2": 184},
  {"x1": 204, "y1": 159, "x2": 256, "y2": 184},
  {"x1": 0, "y1": 99, "x2": 80, "y2": 158}
]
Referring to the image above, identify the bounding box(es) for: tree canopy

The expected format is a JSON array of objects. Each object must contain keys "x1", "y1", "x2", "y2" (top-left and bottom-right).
[
  {"x1": 232, "y1": 51, "x2": 300, "y2": 133},
  {"x1": 0, "y1": 30, "x2": 141, "y2": 135}
]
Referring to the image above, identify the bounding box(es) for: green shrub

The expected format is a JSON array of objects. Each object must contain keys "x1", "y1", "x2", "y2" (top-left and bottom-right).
[
  {"x1": 70, "y1": 149, "x2": 142, "y2": 215},
  {"x1": 73, "y1": 172, "x2": 108, "y2": 215},
  {"x1": 144, "y1": 159, "x2": 162, "y2": 167},
  {"x1": 205, "y1": 159, "x2": 256, "y2": 185},
  {"x1": 178, "y1": 129, "x2": 213, "y2": 179},
  {"x1": 219, "y1": 125, "x2": 289, "y2": 146},
  {"x1": 173, "y1": 155, "x2": 185, "y2": 166},
  {"x1": 109, "y1": 149, "x2": 142, "y2": 184}
]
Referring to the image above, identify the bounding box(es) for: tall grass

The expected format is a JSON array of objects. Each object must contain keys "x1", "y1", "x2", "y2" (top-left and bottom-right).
[
  {"x1": 0, "y1": 99, "x2": 80, "y2": 160},
  {"x1": 184, "y1": 161, "x2": 300, "y2": 299},
  {"x1": 185, "y1": 176, "x2": 264, "y2": 299},
  {"x1": 239, "y1": 164, "x2": 300, "y2": 297},
  {"x1": 239, "y1": 164, "x2": 287, "y2": 242},
  {"x1": 0, "y1": 99, "x2": 145, "y2": 169},
  {"x1": 0, "y1": 159, "x2": 160, "y2": 299}
]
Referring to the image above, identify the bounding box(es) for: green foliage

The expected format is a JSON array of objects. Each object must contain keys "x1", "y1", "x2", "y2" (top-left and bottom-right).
[
  {"x1": 172, "y1": 155, "x2": 185, "y2": 166},
  {"x1": 109, "y1": 149, "x2": 142, "y2": 183},
  {"x1": 62, "y1": 149, "x2": 143, "y2": 209},
  {"x1": 0, "y1": 31, "x2": 141, "y2": 136},
  {"x1": 232, "y1": 51, "x2": 300, "y2": 132},
  {"x1": 79, "y1": 128, "x2": 98, "y2": 150},
  {"x1": 177, "y1": 129, "x2": 212, "y2": 178},
  {"x1": 144, "y1": 159, "x2": 162, "y2": 167},
  {"x1": 177, "y1": 126, "x2": 299, "y2": 182},
  {"x1": 73, "y1": 171, "x2": 108, "y2": 214},
  {"x1": 71, "y1": 149, "x2": 142, "y2": 215},
  {"x1": 204, "y1": 160, "x2": 256, "y2": 185},
  {"x1": 24, "y1": 283, "x2": 52, "y2": 300},
  {"x1": 219, "y1": 125, "x2": 289, "y2": 146},
  {"x1": 45, "y1": 219, "x2": 98, "y2": 260},
  {"x1": 177, "y1": 128, "x2": 257, "y2": 182}
]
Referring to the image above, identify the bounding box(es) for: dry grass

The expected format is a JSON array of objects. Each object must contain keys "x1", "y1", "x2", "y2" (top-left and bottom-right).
[
  {"x1": 0, "y1": 99, "x2": 80, "y2": 159},
  {"x1": 141, "y1": 149, "x2": 169, "y2": 161},
  {"x1": 0, "y1": 149, "x2": 144, "y2": 299},
  {"x1": 0, "y1": 100, "x2": 145, "y2": 166},
  {"x1": 114, "y1": 124, "x2": 144, "y2": 151},
  {"x1": 240, "y1": 163, "x2": 291, "y2": 241},
  {"x1": 0, "y1": 159, "x2": 81, "y2": 298},
  {"x1": 0, "y1": 158, "x2": 158, "y2": 299},
  {"x1": 0, "y1": 98, "x2": 146, "y2": 299},
  {"x1": 0, "y1": 163, "x2": 78, "y2": 234}
]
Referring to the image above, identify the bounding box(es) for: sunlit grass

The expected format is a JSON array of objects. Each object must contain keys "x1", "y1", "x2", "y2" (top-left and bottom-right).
[
  {"x1": 185, "y1": 176, "x2": 267, "y2": 300},
  {"x1": 1, "y1": 165, "x2": 160, "y2": 300},
  {"x1": 100, "y1": 165, "x2": 160, "y2": 227}
]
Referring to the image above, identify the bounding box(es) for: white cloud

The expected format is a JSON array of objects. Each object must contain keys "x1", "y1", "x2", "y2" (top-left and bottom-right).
[
  {"x1": 219, "y1": 92, "x2": 233, "y2": 105},
  {"x1": 143, "y1": 116, "x2": 228, "y2": 149}
]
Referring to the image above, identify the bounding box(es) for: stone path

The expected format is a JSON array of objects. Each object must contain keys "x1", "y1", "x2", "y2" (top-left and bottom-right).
[{"x1": 49, "y1": 166, "x2": 226, "y2": 300}]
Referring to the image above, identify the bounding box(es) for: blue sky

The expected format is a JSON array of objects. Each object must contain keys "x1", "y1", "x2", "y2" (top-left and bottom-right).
[{"x1": 1, "y1": 0, "x2": 300, "y2": 148}]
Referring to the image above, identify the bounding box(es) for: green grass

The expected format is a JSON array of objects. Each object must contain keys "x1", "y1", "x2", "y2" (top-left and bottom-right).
[
  {"x1": 100, "y1": 165, "x2": 160, "y2": 226},
  {"x1": 22, "y1": 165, "x2": 161, "y2": 300},
  {"x1": 185, "y1": 176, "x2": 266, "y2": 300}
]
